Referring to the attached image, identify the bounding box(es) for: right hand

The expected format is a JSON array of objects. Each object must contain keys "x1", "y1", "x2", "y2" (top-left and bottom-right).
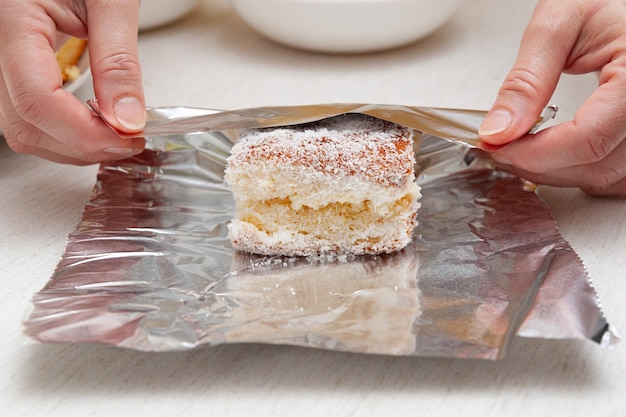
[
  {"x1": 479, "y1": 0, "x2": 626, "y2": 196},
  {"x1": 0, "y1": 0, "x2": 146, "y2": 165}
]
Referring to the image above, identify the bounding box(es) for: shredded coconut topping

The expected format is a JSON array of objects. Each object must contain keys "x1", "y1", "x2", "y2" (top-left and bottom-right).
[{"x1": 228, "y1": 114, "x2": 415, "y2": 187}]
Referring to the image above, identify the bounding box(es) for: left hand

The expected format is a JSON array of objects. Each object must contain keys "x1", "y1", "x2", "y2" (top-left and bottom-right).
[{"x1": 0, "y1": 0, "x2": 146, "y2": 165}]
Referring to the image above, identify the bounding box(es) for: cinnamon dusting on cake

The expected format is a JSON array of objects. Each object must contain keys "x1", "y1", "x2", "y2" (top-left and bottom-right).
[{"x1": 229, "y1": 114, "x2": 414, "y2": 187}]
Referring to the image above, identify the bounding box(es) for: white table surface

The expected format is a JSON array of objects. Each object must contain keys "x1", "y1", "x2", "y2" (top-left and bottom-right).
[{"x1": 2, "y1": 1, "x2": 625, "y2": 416}]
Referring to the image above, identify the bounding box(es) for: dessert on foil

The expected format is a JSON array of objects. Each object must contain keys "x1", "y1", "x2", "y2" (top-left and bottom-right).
[
  {"x1": 224, "y1": 114, "x2": 422, "y2": 256},
  {"x1": 21, "y1": 104, "x2": 617, "y2": 357}
]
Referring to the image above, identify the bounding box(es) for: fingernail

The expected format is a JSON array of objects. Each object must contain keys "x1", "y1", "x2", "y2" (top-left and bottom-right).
[
  {"x1": 479, "y1": 109, "x2": 513, "y2": 136},
  {"x1": 113, "y1": 97, "x2": 146, "y2": 131}
]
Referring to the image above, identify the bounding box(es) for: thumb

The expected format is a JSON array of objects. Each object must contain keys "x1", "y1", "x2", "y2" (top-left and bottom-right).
[
  {"x1": 479, "y1": 6, "x2": 576, "y2": 145},
  {"x1": 86, "y1": 1, "x2": 145, "y2": 133}
]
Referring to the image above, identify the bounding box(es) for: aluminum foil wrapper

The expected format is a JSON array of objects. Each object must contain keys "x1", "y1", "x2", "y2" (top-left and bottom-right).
[{"x1": 24, "y1": 103, "x2": 618, "y2": 359}]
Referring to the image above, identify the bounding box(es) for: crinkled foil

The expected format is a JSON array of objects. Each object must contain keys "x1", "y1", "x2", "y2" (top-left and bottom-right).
[{"x1": 24, "y1": 104, "x2": 618, "y2": 359}]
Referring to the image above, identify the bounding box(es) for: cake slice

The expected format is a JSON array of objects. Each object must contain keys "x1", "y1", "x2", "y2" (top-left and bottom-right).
[{"x1": 224, "y1": 114, "x2": 421, "y2": 256}]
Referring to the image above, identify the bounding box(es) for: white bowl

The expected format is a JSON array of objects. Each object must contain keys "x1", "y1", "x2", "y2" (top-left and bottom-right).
[
  {"x1": 139, "y1": 0, "x2": 200, "y2": 31},
  {"x1": 231, "y1": 0, "x2": 464, "y2": 53}
]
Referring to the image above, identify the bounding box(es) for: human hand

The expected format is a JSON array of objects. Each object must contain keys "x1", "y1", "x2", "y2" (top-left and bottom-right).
[
  {"x1": 479, "y1": 0, "x2": 626, "y2": 196},
  {"x1": 0, "y1": 0, "x2": 146, "y2": 165}
]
